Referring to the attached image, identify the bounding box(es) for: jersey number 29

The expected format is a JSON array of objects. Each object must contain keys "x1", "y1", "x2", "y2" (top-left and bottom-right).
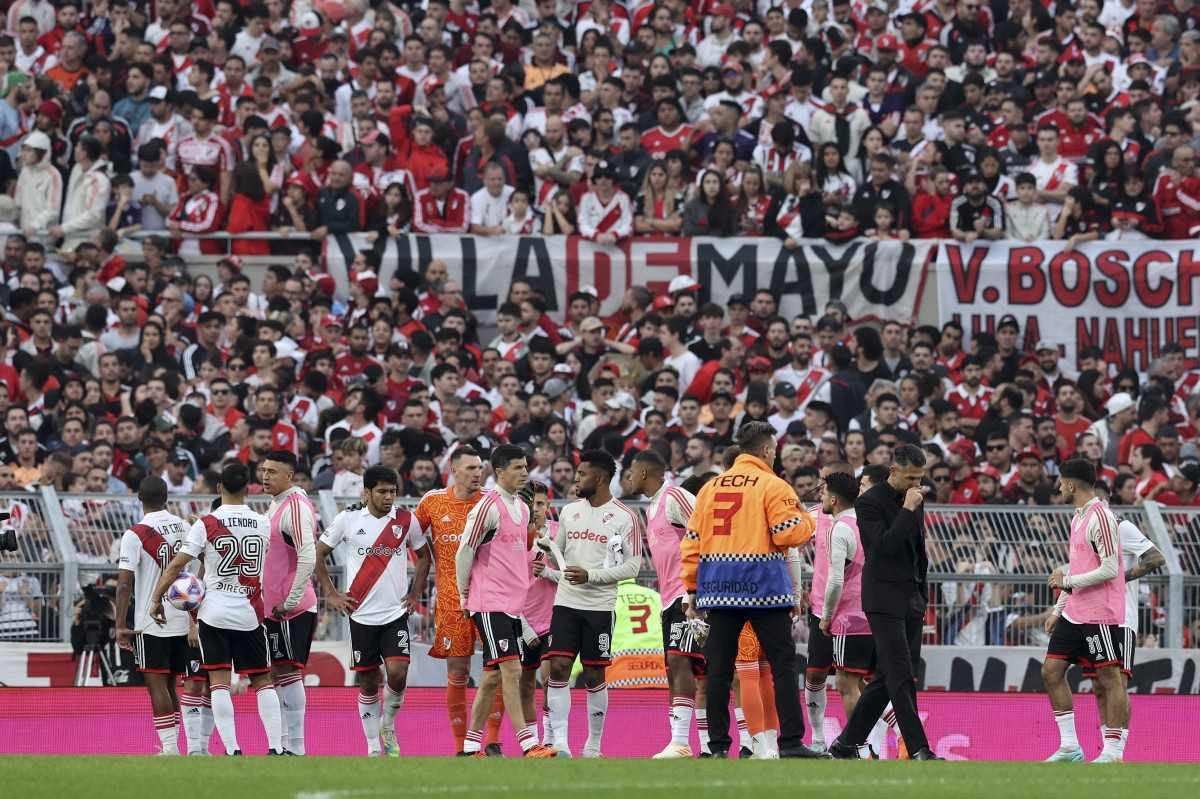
[{"x1": 213, "y1": 537, "x2": 264, "y2": 578}]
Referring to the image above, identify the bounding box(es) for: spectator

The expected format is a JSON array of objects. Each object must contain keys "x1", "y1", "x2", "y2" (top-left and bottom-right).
[
  {"x1": 1006, "y1": 173, "x2": 1050, "y2": 242},
  {"x1": 681, "y1": 169, "x2": 737, "y2": 237},
  {"x1": 226, "y1": 161, "x2": 271, "y2": 255},
  {"x1": 50, "y1": 134, "x2": 110, "y2": 249},
  {"x1": 14, "y1": 131, "x2": 61, "y2": 237}
]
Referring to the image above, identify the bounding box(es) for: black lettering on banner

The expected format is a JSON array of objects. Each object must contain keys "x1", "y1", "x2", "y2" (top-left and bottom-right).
[
  {"x1": 513, "y1": 237, "x2": 558, "y2": 311},
  {"x1": 769, "y1": 245, "x2": 818, "y2": 317},
  {"x1": 459, "y1": 237, "x2": 498, "y2": 313},
  {"x1": 858, "y1": 241, "x2": 916, "y2": 305},
  {"x1": 697, "y1": 242, "x2": 758, "y2": 299},
  {"x1": 810, "y1": 241, "x2": 861, "y2": 300},
  {"x1": 390, "y1": 234, "x2": 414, "y2": 279},
  {"x1": 415, "y1": 236, "x2": 434, "y2": 270}
]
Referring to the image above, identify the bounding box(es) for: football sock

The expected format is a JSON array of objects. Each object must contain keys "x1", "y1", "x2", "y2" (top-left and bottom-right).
[
  {"x1": 805, "y1": 675, "x2": 827, "y2": 745},
  {"x1": 696, "y1": 708, "x2": 710, "y2": 754},
  {"x1": 447, "y1": 675, "x2": 469, "y2": 752},
  {"x1": 199, "y1": 698, "x2": 214, "y2": 751},
  {"x1": 463, "y1": 729, "x2": 483, "y2": 755},
  {"x1": 255, "y1": 683, "x2": 284, "y2": 753},
  {"x1": 180, "y1": 694, "x2": 204, "y2": 754},
  {"x1": 484, "y1": 691, "x2": 505, "y2": 745},
  {"x1": 736, "y1": 663, "x2": 764, "y2": 736},
  {"x1": 669, "y1": 695, "x2": 695, "y2": 746},
  {"x1": 543, "y1": 702, "x2": 553, "y2": 743},
  {"x1": 735, "y1": 706, "x2": 751, "y2": 750},
  {"x1": 1102, "y1": 727, "x2": 1128, "y2": 758},
  {"x1": 869, "y1": 718, "x2": 889, "y2": 759},
  {"x1": 1118, "y1": 728, "x2": 1129, "y2": 756},
  {"x1": 275, "y1": 673, "x2": 306, "y2": 755},
  {"x1": 154, "y1": 713, "x2": 178, "y2": 755},
  {"x1": 547, "y1": 679, "x2": 571, "y2": 751},
  {"x1": 209, "y1": 685, "x2": 240, "y2": 755},
  {"x1": 584, "y1": 683, "x2": 608, "y2": 754},
  {"x1": 358, "y1": 691, "x2": 381, "y2": 754},
  {"x1": 382, "y1": 684, "x2": 406, "y2": 738},
  {"x1": 758, "y1": 660, "x2": 778, "y2": 736},
  {"x1": 1054, "y1": 710, "x2": 1079, "y2": 750},
  {"x1": 517, "y1": 725, "x2": 537, "y2": 753}
]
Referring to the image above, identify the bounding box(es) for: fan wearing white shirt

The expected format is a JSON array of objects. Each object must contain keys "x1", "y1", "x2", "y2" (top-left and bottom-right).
[
  {"x1": 661, "y1": 317, "x2": 702, "y2": 391},
  {"x1": 469, "y1": 163, "x2": 514, "y2": 236}
]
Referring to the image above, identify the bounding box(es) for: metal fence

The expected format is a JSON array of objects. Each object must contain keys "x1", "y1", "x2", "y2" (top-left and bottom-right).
[{"x1": 2, "y1": 490, "x2": 1195, "y2": 648}]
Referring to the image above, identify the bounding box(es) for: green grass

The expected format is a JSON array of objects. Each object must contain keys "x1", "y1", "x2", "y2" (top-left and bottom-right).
[{"x1": 3, "y1": 757, "x2": 1199, "y2": 799}]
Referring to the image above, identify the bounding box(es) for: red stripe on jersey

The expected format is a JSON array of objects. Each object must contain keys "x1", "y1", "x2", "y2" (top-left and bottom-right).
[
  {"x1": 613, "y1": 500, "x2": 644, "y2": 556},
  {"x1": 1096, "y1": 509, "x2": 1116, "y2": 558},
  {"x1": 130, "y1": 523, "x2": 169, "y2": 567},
  {"x1": 668, "y1": 487, "x2": 694, "y2": 519},
  {"x1": 465, "y1": 496, "x2": 497, "y2": 548},
  {"x1": 347, "y1": 508, "x2": 414, "y2": 606}
]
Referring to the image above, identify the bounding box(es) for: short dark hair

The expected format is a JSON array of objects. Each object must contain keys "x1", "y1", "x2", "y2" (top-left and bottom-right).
[
  {"x1": 893, "y1": 444, "x2": 927, "y2": 469},
  {"x1": 825, "y1": 471, "x2": 860, "y2": 506},
  {"x1": 138, "y1": 475, "x2": 169, "y2": 507},
  {"x1": 862, "y1": 463, "x2": 889, "y2": 487},
  {"x1": 632, "y1": 449, "x2": 667, "y2": 472},
  {"x1": 265, "y1": 450, "x2": 296, "y2": 470},
  {"x1": 220, "y1": 461, "x2": 252, "y2": 494},
  {"x1": 1060, "y1": 457, "x2": 1097, "y2": 487},
  {"x1": 579, "y1": 448, "x2": 617, "y2": 481},
  {"x1": 450, "y1": 445, "x2": 481, "y2": 464},
  {"x1": 736, "y1": 421, "x2": 778, "y2": 454},
  {"x1": 491, "y1": 444, "x2": 527, "y2": 471},
  {"x1": 363, "y1": 465, "x2": 399, "y2": 490}
]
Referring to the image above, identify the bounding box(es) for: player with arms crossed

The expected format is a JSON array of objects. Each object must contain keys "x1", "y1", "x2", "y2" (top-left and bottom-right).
[
  {"x1": 316, "y1": 465, "x2": 433, "y2": 756},
  {"x1": 1047, "y1": 506, "x2": 1164, "y2": 761},
  {"x1": 148, "y1": 462, "x2": 283, "y2": 755},
  {"x1": 455, "y1": 445, "x2": 557, "y2": 757},
  {"x1": 115, "y1": 476, "x2": 194, "y2": 755},
  {"x1": 413, "y1": 447, "x2": 505, "y2": 755},
  {"x1": 259, "y1": 451, "x2": 321, "y2": 755},
  {"x1": 543, "y1": 449, "x2": 644, "y2": 758},
  {"x1": 1042, "y1": 458, "x2": 1129, "y2": 763},
  {"x1": 628, "y1": 449, "x2": 704, "y2": 760}
]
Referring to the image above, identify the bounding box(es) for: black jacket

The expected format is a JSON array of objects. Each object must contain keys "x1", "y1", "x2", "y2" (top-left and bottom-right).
[{"x1": 855, "y1": 481, "x2": 928, "y2": 616}]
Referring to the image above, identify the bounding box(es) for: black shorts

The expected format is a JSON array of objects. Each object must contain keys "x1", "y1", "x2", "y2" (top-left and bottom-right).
[
  {"x1": 661, "y1": 597, "x2": 707, "y2": 672},
  {"x1": 806, "y1": 613, "x2": 835, "y2": 674},
  {"x1": 135, "y1": 633, "x2": 190, "y2": 675},
  {"x1": 1081, "y1": 626, "x2": 1136, "y2": 678},
  {"x1": 831, "y1": 633, "x2": 875, "y2": 676},
  {"x1": 471, "y1": 612, "x2": 524, "y2": 668},
  {"x1": 265, "y1": 611, "x2": 317, "y2": 668},
  {"x1": 544, "y1": 605, "x2": 613, "y2": 667},
  {"x1": 197, "y1": 620, "x2": 271, "y2": 675},
  {"x1": 349, "y1": 614, "x2": 412, "y2": 671},
  {"x1": 521, "y1": 633, "x2": 548, "y2": 671},
  {"x1": 1047, "y1": 618, "x2": 1125, "y2": 671}
]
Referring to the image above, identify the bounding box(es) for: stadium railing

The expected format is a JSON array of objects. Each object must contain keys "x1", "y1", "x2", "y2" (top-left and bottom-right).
[{"x1": 2, "y1": 489, "x2": 1192, "y2": 649}]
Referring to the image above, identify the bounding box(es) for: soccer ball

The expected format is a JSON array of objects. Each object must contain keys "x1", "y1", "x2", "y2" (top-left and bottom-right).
[{"x1": 166, "y1": 574, "x2": 205, "y2": 611}]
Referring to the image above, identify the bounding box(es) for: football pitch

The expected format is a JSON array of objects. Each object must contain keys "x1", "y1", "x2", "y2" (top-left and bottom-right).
[{"x1": 3, "y1": 757, "x2": 1199, "y2": 799}]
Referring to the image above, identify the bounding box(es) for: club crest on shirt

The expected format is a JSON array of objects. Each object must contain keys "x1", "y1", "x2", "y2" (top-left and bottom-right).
[
  {"x1": 499, "y1": 639, "x2": 508, "y2": 652},
  {"x1": 602, "y1": 512, "x2": 614, "y2": 525}
]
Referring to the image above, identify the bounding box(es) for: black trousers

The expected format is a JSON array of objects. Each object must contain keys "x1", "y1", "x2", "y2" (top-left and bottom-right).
[
  {"x1": 704, "y1": 607, "x2": 804, "y2": 753},
  {"x1": 840, "y1": 598, "x2": 930, "y2": 752}
]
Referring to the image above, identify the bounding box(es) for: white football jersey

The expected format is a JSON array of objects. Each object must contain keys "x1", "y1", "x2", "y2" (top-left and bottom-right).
[
  {"x1": 552, "y1": 498, "x2": 644, "y2": 612},
  {"x1": 117, "y1": 510, "x2": 192, "y2": 636},
  {"x1": 181, "y1": 504, "x2": 271, "y2": 632},
  {"x1": 319, "y1": 505, "x2": 428, "y2": 626},
  {"x1": 1117, "y1": 519, "x2": 1156, "y2": 633}
]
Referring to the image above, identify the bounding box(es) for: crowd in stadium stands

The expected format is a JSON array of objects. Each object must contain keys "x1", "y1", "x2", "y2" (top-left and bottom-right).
[{"x1": 2, "y1": 4, "x2": 1200, "y2": 561}]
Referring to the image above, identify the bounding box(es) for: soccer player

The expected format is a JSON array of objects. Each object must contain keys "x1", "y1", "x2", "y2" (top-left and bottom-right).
[
  {"x1": 522, "y1": 481, "x2": 557, "y2": 747},
  {"x1": 816, "y1": 471, "x2": 887, "y2": 759},
  {"x1": 1049, "y1": 513, "x2": 1164, "y2": 760},
  {"x1": 259, "y1": 451, "x2": 320, "y2": 755},
  {"x1": 115, "y1": 476, "x2": 193, "y2": 755},
  {"x1": 455, "y1": 444, "x2": 556, "y2": 757},
  {"x1": 413, "y1": 446, "x2": 505, "y2": 754},
  {"x1": 1042, "y1": 458, "x2": 1128, "y2": 763},
  {"x1": 734, "y1": 622, "x2": 779, "y2": 759},
  {"x1": 681, "y1": 422, "x2": 823, "y2": 759},
  {"x1": 629, "y1": 449, "x2": 704, "y2": 760},
  {"x1": 315, "y1": 465, "x2": 433, "y2": 756},
  {"x1": 544, "y1": 449, "x2": 644, "y2": 758},
  {"x1": 148, "y1": 462, "x2": 282, "y2": 756}
]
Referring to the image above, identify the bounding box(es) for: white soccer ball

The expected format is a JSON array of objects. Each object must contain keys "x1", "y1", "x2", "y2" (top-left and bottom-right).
[{"x1": 166, "y1": 574, "x2": 205, "y2": 611}]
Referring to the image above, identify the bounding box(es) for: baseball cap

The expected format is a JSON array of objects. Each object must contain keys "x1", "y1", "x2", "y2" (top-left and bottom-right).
[
  {"x1": 1017, "y1": 448, "x2": 1042, "y2": 463},
  {"x1": 1105, "y1": 392, "x2": 1134, "y2": 417},
  {"x1": 299, "y1": 10, "x2": 322, "y2": 36},
  {"x1": 552, "y1": 362, "x2": 575, "y2": 376},
  {"x1": 605, "y1": 391, "x2": 638, "y2": 411},
  {"x1": 668, "y1": 275, "x2": 700, "y2": 294},
  {"x1": 876, "y1": 34, "x2": 898, "y2": 51},
  {"x1": 773, "y1": 381, "x2": 796, "y2": 397},
  {"x1": 321, "y1": 314, "x2": 343, "y2": 329},
  {"x1": 593, "y1": 159, "x2": 618, "y2": 180},
  {"x1": 748, "y1": 356, "x2": 773, "y2": 372},
  {"x1": 978, "y1": 465, "x2": 1002, "y2": 480},
  {"x1": 580, "y1": 316, "x2": 605, "y2": 333},
  {"x1": 579, "y1": 285, "x2": 599, "y2": 299},
  {"x1": 712, "y1": 4, "x2": 736, "y2": 17},
  {"x1": 261, "y1": 36, "x2": 282, "y2": 52},
  {"x1": 728, "y1": 293, "x2": 749, "y2": 308},
  {"x1": 170, "y1": 449, "x2": 191, "y2": 464},
  {"x1": 148, "y1": 85, "x2": 169, "y2": 101},
  {"x1": 1179, "y1": 461, "x2": 1200, "y2": 486},
  {"x1": 37, "y1": 100, "x2": 62, "y2": 120},
  {"x1": 22, "y1": 131, "x2": 50, "y2": 151},
  {"x1": 651, "y1": 295, "x2": 675, "y2": 311},
  {"x1": 1035, "y1": 340, "x2": 1057, "y2": 353},
  {"x1": 542, "y1": 378, "x2": 571, "y2": 400}
]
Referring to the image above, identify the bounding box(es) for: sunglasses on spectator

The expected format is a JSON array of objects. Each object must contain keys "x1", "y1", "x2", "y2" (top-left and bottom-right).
[
  {"x1": 987, "y1": 444, "x2": 1008, "y2": 451},
  {"x1": 212, "y1": 389, "x2": 231, "y2": 395}
]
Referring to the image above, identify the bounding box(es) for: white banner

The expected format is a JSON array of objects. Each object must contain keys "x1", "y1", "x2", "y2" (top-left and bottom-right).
[
  {"x1": 326, "y1": 234, "x2": 936, "y2": 326},
  {"x1": 938, "y1": 240, "x2": 1200, "y2": 371}
]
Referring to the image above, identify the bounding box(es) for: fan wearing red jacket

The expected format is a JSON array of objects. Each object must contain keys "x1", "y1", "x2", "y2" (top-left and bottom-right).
[
  {"x1": 1153, "y1": 148, "x2": 1200, "y2": 240},
  {"x1": 388, "y1": 106, "x2": 450, "y2": 192},
  {"x1": 910, "y1": 167, "x2": 954, "y2": 238},
  {"x1": 168, "y1": 166, "x2": 224, "y2": 255},
  {"x1": 412, "y1": 173, "x2": 469, "y2": 233}
]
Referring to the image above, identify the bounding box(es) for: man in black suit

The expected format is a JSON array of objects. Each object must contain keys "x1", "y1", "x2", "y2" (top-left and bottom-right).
[{"x1": 829, "y1": 444, "x2": 941, "y2": 760}]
